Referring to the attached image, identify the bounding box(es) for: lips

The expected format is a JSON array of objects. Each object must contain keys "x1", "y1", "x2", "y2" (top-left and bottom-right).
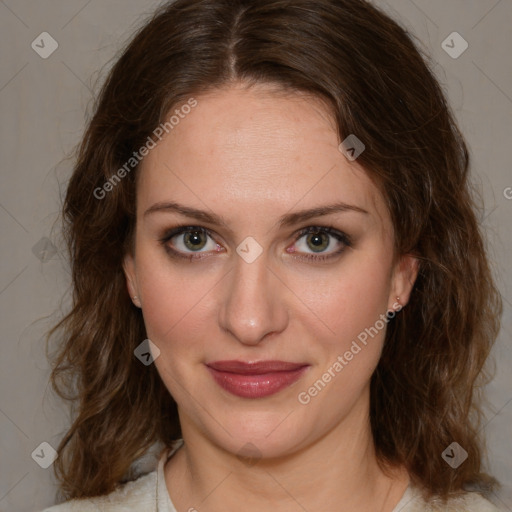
[{"x1": 206, "y1": 360, "x2": 310, "y2": 398}]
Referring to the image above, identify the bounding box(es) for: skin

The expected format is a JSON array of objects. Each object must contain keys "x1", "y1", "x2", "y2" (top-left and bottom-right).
[{"x1": 123, "y1": 83, "x2": 419, "y2": 512}]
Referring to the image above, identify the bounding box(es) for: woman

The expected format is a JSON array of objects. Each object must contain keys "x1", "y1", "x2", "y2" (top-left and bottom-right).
[{"x1": 42, "y1": 0, "x2": 503, "y2": 510}]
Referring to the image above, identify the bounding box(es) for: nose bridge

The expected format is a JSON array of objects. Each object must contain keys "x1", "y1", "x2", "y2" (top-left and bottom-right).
[{"x1": 219, "y1": 251, "x2": 287, "y2": 345}]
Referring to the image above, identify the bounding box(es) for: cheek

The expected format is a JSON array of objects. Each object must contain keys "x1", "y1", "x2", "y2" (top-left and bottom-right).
[
  {"x1": 297, "y1": 252, "x2": 392, "y2": 351},
  {"x1": 294, "y1": 258, "x2": 392, "y2": 416},
  {"x1": 137, "y1": 257, "x2": 214, "y2": 400},
  {"x1": 135, "y1": 244, "x2": 220, "y2": 366}
]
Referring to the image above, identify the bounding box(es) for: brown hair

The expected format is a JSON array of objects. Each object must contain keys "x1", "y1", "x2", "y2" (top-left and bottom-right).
[{"x1": 47, "y1": 0, "x2": 502, "y2": 503}]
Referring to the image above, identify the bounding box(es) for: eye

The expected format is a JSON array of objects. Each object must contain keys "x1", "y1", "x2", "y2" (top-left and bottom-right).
[
  {"x1": 160, "y1": 226, "x2": 222, "y2": 260},
  {"x1": 289, "y1": 226, "x2": 351, "y2": 262},
  {"x1": 159, "y1": 224, "x2": 351, "y2": 262}
]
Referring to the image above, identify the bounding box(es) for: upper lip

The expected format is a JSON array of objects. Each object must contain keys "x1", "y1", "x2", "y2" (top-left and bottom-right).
[{"x1": 206, "y1": 360, "x2": 308, "y2": 374}]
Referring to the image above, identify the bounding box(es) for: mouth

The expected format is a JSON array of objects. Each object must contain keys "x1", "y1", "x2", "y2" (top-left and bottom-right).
[{"x1": 205, "y1": 360, "x2": 310, "y2": 399}]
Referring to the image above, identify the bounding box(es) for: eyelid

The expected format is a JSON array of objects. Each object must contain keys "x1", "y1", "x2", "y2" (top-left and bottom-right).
[
  {"x1": 288, "y1": 225, "x2": 352, "y2": 262},
  {"x1": 293, "y1": 225, "x2": 352, "y2": 246},
  {"x1": 159, "y1": 225, "x2": 221, "y2": 261},
  {"x1": 159, "y1": 224, "x2": 351, "y2": 261}
]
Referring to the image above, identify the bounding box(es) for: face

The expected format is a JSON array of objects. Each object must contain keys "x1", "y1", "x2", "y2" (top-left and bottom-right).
[{"x1": 124, "y1": 84, "x2": 417, "y2": 459}]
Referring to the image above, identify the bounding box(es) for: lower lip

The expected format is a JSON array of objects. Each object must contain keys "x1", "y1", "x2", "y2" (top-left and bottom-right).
[{"x1": 206, "y1": 366, "x2": 309, "y2": 399}]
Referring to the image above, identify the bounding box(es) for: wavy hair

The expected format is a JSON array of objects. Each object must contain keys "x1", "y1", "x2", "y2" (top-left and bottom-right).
[{"x1": 47, "y1": 0, "x2": 502, "y2": 502}]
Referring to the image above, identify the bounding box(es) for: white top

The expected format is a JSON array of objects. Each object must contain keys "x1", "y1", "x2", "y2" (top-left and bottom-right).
[{"x1": 41, "y1": 439, "x2": 503, "y2": 511}]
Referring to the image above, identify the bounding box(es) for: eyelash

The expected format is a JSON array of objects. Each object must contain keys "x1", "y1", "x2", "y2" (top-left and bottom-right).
[{"x1": 158, "y1": 225, "x2": 352, "y2": 263}]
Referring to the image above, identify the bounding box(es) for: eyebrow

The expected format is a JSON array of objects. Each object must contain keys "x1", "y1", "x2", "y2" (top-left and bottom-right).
[{"x1": 143, "y1": 200, "x2": 368, "y2": 229}]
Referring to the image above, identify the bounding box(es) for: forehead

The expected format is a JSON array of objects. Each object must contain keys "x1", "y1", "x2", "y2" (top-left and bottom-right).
[{"x1": 136, "y1": 84, "x2": 389, "y2": 232}]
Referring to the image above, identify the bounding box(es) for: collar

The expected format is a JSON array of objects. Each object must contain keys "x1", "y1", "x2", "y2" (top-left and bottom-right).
[{"x1": 156, "y1": 439, "x2": 184, "y2": 512}]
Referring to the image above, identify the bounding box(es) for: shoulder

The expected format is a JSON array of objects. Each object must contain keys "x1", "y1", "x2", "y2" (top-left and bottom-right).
[
  {"x1": 40, "y1": 470, "x2": 157, "y2": 512},
  {"x1": 437, "y1": 492, "x2": 503, "y2": 512},
  {"x1": 399, "y1": 486, "x2": 503, "y2": 512}
]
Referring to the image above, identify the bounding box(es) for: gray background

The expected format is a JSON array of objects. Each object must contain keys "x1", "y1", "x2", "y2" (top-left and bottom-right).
[{"x1": 0, "y1": 1, "x2": 511, "y2": 511}]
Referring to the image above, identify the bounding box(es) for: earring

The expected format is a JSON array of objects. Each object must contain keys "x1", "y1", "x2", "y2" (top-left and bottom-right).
[{"x1": 387, "y1": 296, "x2": 401, "y2": 315}]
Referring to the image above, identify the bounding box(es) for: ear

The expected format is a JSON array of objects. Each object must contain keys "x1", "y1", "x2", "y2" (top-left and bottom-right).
[
  {"x1": 388, "y1": 253, "x2": 419, "y2": 309},
  {"x1": 123, "y1": 252, "x2": 141, "y2": 307}
]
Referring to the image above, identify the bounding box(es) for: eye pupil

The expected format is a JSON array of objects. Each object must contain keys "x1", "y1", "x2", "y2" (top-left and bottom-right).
[
  {"x1": 307, "y1": 232, "x2": 329, "y2": 252},
  {"x1": 184, "y1": 230, "x2": 206, "y2": 250}
]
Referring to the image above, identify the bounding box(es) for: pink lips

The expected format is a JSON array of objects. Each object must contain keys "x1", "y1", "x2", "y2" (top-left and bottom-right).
[{"x1": 206, "y1": 360, "x2": 309, "y2": 398}]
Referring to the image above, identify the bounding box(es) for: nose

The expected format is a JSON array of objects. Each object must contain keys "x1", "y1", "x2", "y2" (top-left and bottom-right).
[{"x1": 218, "y1": 251, "x2": 289, "y2": 346}]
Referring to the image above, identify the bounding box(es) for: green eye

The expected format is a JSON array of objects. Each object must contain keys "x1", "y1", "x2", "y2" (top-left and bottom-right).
[
  {"x1": 160, "y1": 225, "x2": 351, "y2": 263},
  {"x1": 182, "y1": 230, "x2": 209, "y2": 251},
  {"x1": 160, "y1": 226, "x2": 220, "y2": 261},
  {"x1": 292, "y1": 226, "x2": 351, "y2": 261},
  {"x1": 304, "y1": 231, "x2": 330, "y2": 252}
]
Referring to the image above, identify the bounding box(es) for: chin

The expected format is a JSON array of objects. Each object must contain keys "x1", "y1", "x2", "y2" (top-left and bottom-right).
[{"x1": 205, "y1": 409, "x2": 312, "y2": 461}]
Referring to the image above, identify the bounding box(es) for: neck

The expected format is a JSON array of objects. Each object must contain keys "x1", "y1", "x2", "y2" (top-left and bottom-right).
[{"x1": 164, "y1": 391, "x2": 409, "y2": 512}]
